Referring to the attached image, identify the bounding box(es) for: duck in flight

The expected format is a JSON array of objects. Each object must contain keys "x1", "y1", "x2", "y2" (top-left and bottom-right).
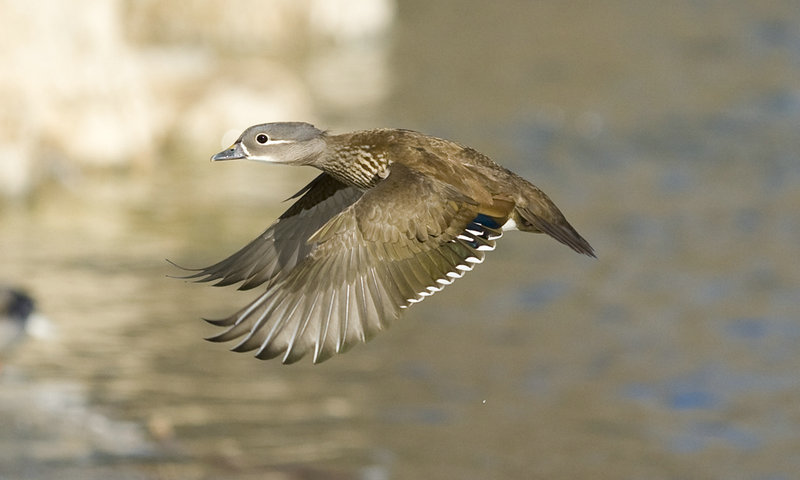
[{"x1": 177, "y1": 123, "x2": 595, "y2": 364}]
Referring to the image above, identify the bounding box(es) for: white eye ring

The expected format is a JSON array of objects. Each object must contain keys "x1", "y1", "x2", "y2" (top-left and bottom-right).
[{"x1": 255, "y1": 133, "x2": 269, "y2": 144}]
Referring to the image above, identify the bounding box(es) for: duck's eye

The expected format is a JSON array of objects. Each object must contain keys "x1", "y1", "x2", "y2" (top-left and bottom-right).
[{"x1": 255, "y1": 133, "x2": 269, "y2": 144}]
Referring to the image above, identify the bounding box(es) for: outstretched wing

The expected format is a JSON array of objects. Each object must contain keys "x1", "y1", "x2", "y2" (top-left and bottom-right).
[
  {"x1": 206, "y1": 164, "x2": 504, "y2": 364},
  {"x1": 177, "y1": 173, "x2": 363, "y2": 290}
]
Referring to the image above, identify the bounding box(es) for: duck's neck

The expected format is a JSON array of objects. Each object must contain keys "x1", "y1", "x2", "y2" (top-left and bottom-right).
[{"x1": 317, "y1": 134, "x2": 392, "y2": 189}]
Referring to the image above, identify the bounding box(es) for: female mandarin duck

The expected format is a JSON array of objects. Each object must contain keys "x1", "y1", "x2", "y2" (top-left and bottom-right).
[{"x1": 178, "y1": 123, "x2": 595, "y2": 364}]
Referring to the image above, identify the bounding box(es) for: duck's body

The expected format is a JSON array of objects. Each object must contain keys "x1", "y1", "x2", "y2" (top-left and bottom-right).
[{"x1": 182, "y1": 123, "x2": 594, "y2": 364}]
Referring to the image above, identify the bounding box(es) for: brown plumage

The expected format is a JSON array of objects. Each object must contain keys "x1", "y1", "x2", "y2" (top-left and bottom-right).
[{"x1": 177, "y1": 123, "x2": 595, "y2": 364}]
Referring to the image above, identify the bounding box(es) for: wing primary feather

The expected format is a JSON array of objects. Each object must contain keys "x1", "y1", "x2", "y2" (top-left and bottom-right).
[
  {"x1": 280, "y1": 300, "x2": 314, "y2": 364},
  {"x1": 336, "y1": 283, "x2": 352, "y2": 353},
  {"x1": 205, "y1": 291, "x2": 274, "y2": 342},
  {"x1": 252, "y1": 293, "x2": 299, "y2": 358},
  {"x1": 317, "y1": 287, "x2": 338, "y2": 362},
  {"x1": 233, "y1": 288, "x2": 296, "y2": 352}
]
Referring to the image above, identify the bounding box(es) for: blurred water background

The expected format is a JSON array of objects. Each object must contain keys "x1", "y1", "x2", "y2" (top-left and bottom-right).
[{"x1": 1, "y1": 1, "x2": 799, "y2": 479}]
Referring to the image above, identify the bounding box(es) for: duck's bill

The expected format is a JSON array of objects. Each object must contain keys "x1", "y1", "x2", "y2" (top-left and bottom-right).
[{"x1": 211, "y1": 143, "x2": 246, "y2": 161}]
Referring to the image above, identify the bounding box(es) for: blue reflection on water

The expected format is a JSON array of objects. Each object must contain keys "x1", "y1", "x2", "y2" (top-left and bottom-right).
[
  {"x1": 669, "y1": 389, "x2": 719, "y2": 410},
  {"x1": 670, "y1": 421, "x2": 762, "y2": 453},
  {"x1": 622, "y1": 361, "x2": 796, "y2": 453},
  {"x1": 725, "y1": 317, "x2": 769, "y2": 340},
  {"x1": 624, "y1": 363, "x2": 796, "y2": 409},
  {"x1": 519, "y1": 281, "x2": 569, "y2": 308}
]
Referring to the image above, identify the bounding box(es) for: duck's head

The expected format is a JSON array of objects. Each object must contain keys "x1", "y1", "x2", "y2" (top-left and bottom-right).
[{"x1": 211, "y1": 122, "x2": 327, "y2": 165}]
